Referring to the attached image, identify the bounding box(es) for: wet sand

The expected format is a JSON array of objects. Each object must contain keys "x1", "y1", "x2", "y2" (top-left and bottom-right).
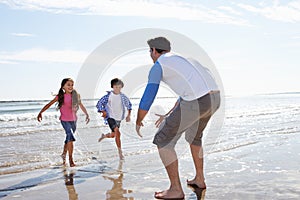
[{"x1": 1, "y1": 130, "x2": 300, "y2": 200}]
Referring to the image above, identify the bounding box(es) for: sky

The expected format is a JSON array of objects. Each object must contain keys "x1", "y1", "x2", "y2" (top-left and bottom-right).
[{"x1": 0, "y1": 0, "x2": 299, "y2": 100}]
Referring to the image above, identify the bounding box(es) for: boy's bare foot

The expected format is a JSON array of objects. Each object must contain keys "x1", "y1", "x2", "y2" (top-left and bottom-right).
[
  {"x1": 154, "y1": 189, "x2": 184, "y2": 199},
  {"x1": 187, "y1": 178, "x2": 206, "y2": 189},
  {"x1": 61, "y1": 154, "x2": 66, "y2": 165},
  {"x1": 98, "y1": 134, "x2": 105, "y2": 142},
  {"x1": 118, "y1": 149, "x2": 124, "y2": 160}
]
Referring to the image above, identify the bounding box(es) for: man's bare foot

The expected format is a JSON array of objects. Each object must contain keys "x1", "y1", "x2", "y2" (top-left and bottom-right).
[
  {"x1": 61, "y1": 154, "x2": 66, "y2": 165},
  {"x1": 187, "y1": 178, "x2": 206, "y2": 189},
  {"x1": 98, "y1": 134, "x2": 105, "y2": 142},
  {"x1": 154, "y1": 189, "x2": 184, "y2": 199}
]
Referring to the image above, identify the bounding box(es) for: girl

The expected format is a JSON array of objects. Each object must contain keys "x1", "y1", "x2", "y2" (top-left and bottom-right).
[{"x1": 37, "y1": 78, "x2": 89, "y2": 167}]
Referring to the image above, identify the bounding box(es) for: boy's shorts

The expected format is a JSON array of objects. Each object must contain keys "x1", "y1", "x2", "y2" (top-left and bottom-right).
[
  {"x1": 107, "y1": 118, "x2": 121, "y2": 132},
  {"x1": 153, "y1": 92, "x2": 220, "y2": 149}
]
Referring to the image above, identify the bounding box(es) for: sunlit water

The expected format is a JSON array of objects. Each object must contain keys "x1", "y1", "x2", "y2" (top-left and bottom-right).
[{"x1": 0, "y1": 94, "x2": 300, "y2": 199}]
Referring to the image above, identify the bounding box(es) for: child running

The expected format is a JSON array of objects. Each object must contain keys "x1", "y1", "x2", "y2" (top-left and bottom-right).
[
  {"x1": 37, "y1": 78, "x2": 90, "y2": 167},
  {"x1": 96, "y1": 78, "x2": 132, "y2": 160}
]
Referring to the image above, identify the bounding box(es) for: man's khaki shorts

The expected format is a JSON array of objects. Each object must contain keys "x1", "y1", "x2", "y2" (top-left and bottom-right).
[{"x1": 153, "y1": 92, "x2": 220, "y2": 148}]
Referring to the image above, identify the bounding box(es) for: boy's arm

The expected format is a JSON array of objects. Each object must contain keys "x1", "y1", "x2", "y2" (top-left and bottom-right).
[
  {"x1": 126, "y1": 109, "x2": 131, "y2": 122},
  {"x1": 122, "y1": 94, "x2": 132, "y2": 110},
  {"x1": 96, "y1": 94, "x2": 109, "y2": 118},
  {"x1": 124, "y1": 95, "x2": 132, "y2": 122},
  {"x1": 96, "y1": 95, "x2": 107, "y2": 112}
]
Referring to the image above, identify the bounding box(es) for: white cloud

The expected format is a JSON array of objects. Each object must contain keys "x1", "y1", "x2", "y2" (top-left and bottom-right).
[
  {"x1": 218, "y1": 6, "x2": 242, "y2": 16},
  {"x1": 0, "y1": 0, "x2": 249, "y2": 26},
  {"x1": 11, "y1": 32, "x2": 35, "y2": 37},
  {"x1": 0, "y1": 60, "x2": 18, "y2": 65},
  {"x1": 238, "y1": 1, "x2": 300, "y2": 23},
  {"x1": 292, "y1": 35, "x2": 300, "y2": 39},
  {"x1": 0, "y1": 48, "x2": 89, "y2": 64}
]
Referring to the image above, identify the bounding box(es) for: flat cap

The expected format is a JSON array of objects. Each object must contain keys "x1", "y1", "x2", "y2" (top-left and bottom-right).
[{"x1": 147, "y1": 37, "x2": 171, "y2": 51}]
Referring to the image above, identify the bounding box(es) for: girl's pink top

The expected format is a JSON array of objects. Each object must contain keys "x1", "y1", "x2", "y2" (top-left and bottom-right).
[{"x1": 56, "y1": 94, "x2": 77, "y2": 121}]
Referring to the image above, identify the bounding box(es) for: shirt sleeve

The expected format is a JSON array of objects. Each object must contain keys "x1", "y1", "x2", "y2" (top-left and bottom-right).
[
  {"x1": 96, "y1": 94, "x2": 108, "y2": 112},
  {"x1": 122, "y1": 94, "x2": 132, "y2": 110},
  {"x1": 126, "y1": 96, "x2": 132, "y2": 110},
  {"x1": 139, "y1": 62, "x2": 162, "y2": 111}
]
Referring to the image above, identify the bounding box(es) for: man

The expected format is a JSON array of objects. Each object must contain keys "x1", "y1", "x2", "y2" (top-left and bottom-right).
[{"x1": 136, "y1": 37, "x2": 220, "y2": 199}]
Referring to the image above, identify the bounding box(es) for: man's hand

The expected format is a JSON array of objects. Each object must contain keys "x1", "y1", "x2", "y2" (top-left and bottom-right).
[
  {"x1": 135, "y1": 121, "x2": 144, "y2": 138},
  {"x1": 126, "y1": 115, "x2": 131, "y2": 122},
  {"x1": 136, "y1": 109, "x2": 148, "y2": 138},
  {"x1": 155, "y1": 114, "x2": 166, "y2": 128}
]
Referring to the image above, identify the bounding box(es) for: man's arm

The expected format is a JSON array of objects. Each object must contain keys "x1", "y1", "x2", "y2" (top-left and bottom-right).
[{"x1": 136, "y1": 62, "x2": 162, "y2": 136}]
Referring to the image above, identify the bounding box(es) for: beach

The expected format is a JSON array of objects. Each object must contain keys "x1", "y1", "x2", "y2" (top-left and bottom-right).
[{"x1": 1, "y1": 94, "x2": 300, "y2": 199}]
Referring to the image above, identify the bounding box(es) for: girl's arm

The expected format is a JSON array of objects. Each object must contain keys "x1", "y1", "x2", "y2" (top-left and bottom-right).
[
  {"x1": 79, "y1": 102, "x2": 90, "y2": 124},
  {"x1": 37, "y1": 97, "x2": 57, "y2": 122}
]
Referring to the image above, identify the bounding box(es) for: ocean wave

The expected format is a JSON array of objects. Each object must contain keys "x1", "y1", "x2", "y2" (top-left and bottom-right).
[
  {"x1": 226, "y1": 106, "x2": 300, "y2": 119},
  {"x1": 0, "y1": 112, "x2": 59, "y2": 122},
  {"x1": 0, "y1": 128, "x2": 62, "y2": 137}
]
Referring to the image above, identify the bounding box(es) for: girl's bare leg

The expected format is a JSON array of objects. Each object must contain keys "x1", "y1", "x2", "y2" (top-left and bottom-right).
[
  {"x1": 61, "y1": 144, "x2": 67, "y2": 165},
  {"x1": 67, "y1": 141, "x2": 76, "y2": 167}
]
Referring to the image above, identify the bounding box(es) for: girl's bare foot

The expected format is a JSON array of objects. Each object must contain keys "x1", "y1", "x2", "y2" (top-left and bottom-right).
[
  {"x1": 187, "y1": 178, "x2": 206, "y2": 189},
  {"x1": 61, "y1": 154, "x2": 66, "y2": 165}
]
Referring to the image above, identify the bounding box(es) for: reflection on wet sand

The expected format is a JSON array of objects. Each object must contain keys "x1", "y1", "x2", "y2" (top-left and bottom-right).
[
  {"x1": 104, "y1": 161, "x2": 133, "y2": 200},
  {"x1": 63, "y1": 169, "x2": 78, "y2": 200}
]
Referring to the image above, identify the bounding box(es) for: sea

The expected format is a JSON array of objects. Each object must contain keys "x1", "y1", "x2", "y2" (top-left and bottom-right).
[{"x1": 0, "y1": 93, "x2": 300, "y2": 199}]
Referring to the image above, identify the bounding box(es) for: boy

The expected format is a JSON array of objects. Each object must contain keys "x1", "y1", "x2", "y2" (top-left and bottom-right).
[{"x1": 96, "y1": 78, "x2": 132, "y2": 159}]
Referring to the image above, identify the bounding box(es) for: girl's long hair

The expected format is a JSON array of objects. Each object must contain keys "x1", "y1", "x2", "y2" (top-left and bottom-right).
[{"x1": 57, "y1": 78, "x2": 80, "y2": 111}]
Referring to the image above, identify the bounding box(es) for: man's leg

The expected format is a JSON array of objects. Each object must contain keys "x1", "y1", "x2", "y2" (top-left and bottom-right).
[
  {"x1": 187, "y1": 145, "x2": 206, "y2": 189},
  {"x1": 154, "y1": 147, "x2": 184, "y2": 199},
  {"x1": 185, "y1": 118, "x2": 208, "y2": 189}
]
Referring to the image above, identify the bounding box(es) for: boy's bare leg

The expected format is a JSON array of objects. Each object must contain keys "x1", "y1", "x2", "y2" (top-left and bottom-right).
[
  {"x1": 154, "y1": 147, "x2": 184, "y2": 199},
  {"x1": 114, "y1": 128, "x2": 124, "y2": 160},
  {"x1": 187, "y1": 145, "x2": 206, "y2": 189},
  {"x1": 98, "y1": 132, "x2": 115, "y2": 142}
]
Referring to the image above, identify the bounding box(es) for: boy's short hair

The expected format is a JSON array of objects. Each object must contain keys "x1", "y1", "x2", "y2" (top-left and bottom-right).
[{"x1": 111, "y1": 78, "x2": 124, "y2": 88}]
